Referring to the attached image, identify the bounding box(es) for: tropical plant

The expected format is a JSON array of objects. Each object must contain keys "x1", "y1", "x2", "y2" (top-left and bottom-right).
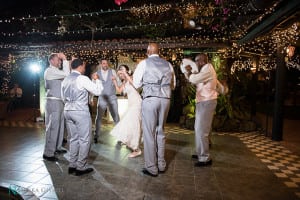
[{"x1": 182, "y1": 82, "x2": 196, "y2": 118}]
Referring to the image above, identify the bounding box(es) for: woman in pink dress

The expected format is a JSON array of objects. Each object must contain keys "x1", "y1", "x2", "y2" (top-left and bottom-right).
[{"x1": 110, "y1": 65, "x2": 142, "y2": 158}]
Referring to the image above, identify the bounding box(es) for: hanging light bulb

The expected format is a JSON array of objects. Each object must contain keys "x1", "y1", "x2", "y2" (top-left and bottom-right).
[{"x1": 188, "y1": 20, "x2": 196, "y2": 28}]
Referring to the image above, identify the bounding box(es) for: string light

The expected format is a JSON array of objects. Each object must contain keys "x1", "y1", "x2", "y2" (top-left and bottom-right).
[
  {"x1": 0, "y1": 2, "x2": 299, "y2": 94},
  {"x1": 0, "y1": 1, "x2": 260, "y2": 40},
  {"x1": 0, "y1": 54, "x2": 19, "y2": 94}
]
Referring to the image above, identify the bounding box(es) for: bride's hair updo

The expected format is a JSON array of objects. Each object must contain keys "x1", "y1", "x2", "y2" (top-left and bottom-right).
[{"x1": 118, "y1": 64, "x2": 132, "y2": 76}]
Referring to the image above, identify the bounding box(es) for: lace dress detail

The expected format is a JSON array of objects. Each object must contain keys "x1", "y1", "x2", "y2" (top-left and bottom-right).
[{"x1": 110, "y1": 81, "x2": 142, "y2": 150}]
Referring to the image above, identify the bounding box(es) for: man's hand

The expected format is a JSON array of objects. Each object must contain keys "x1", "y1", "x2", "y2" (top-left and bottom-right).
[
  {"x1": 58, "y1": 53, "x2": 67, "y2": 60},
  {"x1": 71, "y1": 56, "x2": 77, "y2": 61}
]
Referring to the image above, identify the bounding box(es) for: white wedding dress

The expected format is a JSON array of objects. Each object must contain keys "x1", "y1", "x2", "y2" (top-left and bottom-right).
[{"x1": 110, "y1": 81, "x2": 142, "y2": 150}]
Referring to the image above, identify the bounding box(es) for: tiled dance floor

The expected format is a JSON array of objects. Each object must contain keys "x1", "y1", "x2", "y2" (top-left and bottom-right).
[{"x1": 0, "y1": 122, "x2": 299, "y2": 200}]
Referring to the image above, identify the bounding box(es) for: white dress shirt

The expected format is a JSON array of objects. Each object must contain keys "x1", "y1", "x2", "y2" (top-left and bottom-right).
[
  {"x1": 100, "y1": 68, "x2": 117, "y2": 81},
  {"x1": 187, "y1": 63, "x2": 218, "y2": 102},
  {"x1": 44, "y1": 60, "x2": 70, "y2": 80},
  {"x1": 186, "y1": 63, "x2": 214, "y2": 85},
  {"x1": 71, "y1": 70, "x2": 103, "y2": 96}
]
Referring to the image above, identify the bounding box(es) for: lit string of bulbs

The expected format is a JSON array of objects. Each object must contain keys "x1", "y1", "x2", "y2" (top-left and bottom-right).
[
  {"x1": 0, "y1": 1, "x2": 233, "y2": 23},
  {"x1": 1, "y1": 22, "x2": 297, "y2": 66},
  {"x1": 0, "y1": 2, "x2": 298, "y2": 84},
  {"x1": 223, "y1": 22, "x2": 299, "y2": 60},
  {"x1": 0, "y1": 1, "x2": 271, "y2": 38},
  {"x1": 1, "y1": 19, "x2": 179, "y2": 37},
  {"x1": 0, "y1": 54, "x2": 19, "y2": 94}
]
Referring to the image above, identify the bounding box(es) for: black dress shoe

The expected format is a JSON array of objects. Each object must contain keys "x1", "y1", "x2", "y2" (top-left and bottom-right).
[
  {"x1": 191, "y1": 154, "x2": 198, "y2": 159},
  {"x1": 55, "y1": 149, "x2": 67, "y2": 154},
  {"x1": 43, "y1": 155, "x2": 58, "y2": 161},
  {"x1": 194, "y1": 160, "x2": 212, "y2": 167},
  {"x1": 75, "y1": 168, "x2": 94, "y2": 176},
  {"x1": 142, "y1": 168, "x2": 158, "y2": 177},
  {"x1": 68, "y1": 167, "x2": 76, "y2": 174}
]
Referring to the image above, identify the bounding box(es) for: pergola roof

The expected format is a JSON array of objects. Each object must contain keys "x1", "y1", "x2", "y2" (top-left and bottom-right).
[
  {"x1": 0, "y1": 1, "x2": 298, "y2": 42},
  {"x1": 0, "y1": 0, "x2": 299, "y2": 58}
]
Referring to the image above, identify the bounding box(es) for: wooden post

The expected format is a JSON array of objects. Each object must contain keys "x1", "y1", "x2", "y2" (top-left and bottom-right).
[{"x1": 271, "y1": 46, "x2": 286, "y2": 141}]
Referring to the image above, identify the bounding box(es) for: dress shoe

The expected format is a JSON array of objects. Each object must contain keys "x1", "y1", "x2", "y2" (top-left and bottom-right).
[
  {"x1": 55, "y1": 149, "x2": 67, "y2": 154},
  {"x1": 194, "y1": 160, "x2": 212, "y2": 167},
  {"x1": 191, "y1": 154, "x2": 198, "y2": 159},
  {"x1": 75, "y1": 168, "x2": 94, "y2": 176},
  {"x1": 142, "y1": 168, "x2": 158, "y2": 177},
  {"x1": 68, "y1": 167, "x2": 76, "y2": 174},
  {"x1": 43, "y1": 155, "x2": 58, "y2": 162},
  {"x1": 158, "y1": 166, "x2": 167, "y2": 174}
]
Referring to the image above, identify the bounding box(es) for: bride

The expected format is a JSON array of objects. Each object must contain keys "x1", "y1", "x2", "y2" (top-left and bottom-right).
[{"x1": 110, "y1": 65, "x2": 142, "y2": 158}]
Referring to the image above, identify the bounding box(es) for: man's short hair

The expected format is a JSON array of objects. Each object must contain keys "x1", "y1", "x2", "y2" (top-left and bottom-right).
[
  {"x1": 71, "y1": 59, "x2": 83, "y2": 69},
  {"x1": 48, "y1": 53, "x2": 58, "y2": 62},
  {"x1": 98, "y1": 58, "x2": 109, "y2": 63}
]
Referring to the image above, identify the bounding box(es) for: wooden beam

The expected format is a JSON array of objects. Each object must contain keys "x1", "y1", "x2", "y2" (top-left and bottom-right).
[{"x1": 238, "y1": 0, "x2": 300, "y2": 45}]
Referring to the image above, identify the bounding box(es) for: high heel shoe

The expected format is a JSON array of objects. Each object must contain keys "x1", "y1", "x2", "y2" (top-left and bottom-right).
[{"x1": 128, "y1": 149, "x2": 142, "y2": 158}]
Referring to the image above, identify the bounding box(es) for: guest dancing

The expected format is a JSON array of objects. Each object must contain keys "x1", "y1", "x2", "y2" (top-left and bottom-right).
[
  {"x1": 93, "y1": 58, "x2": 120, "y2": 143},
  {"x1": 61, "y1": 59, "x2": 103, "y2": 176},
  {"x1": 133, "y1": 43, "x2": 176, "y2": 177},
  {"x1": 43, "y1": 53, "x2": 70, "y2": 161}
]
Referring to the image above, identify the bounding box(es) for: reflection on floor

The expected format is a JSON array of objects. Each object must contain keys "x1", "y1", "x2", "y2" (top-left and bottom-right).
[{"x1": 0, "y1": 122, "x2": 299, "y2": 200}]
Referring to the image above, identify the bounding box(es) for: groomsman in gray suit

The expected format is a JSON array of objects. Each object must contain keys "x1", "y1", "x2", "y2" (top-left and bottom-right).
[
  {"x1": 62, "y1": 59, "x2": 103, "y2": 176},
  {"x1": 133, "y1": 43, "x2": 176, "y2": 177},
  {"x1": 43, "y1": 53, "x2": 70, "y2": 161},
  {"x1": 93, "y1": 59, "x2": 120, "y2": 143}
]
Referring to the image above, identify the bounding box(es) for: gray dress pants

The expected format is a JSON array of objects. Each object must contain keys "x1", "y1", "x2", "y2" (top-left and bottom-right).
[
  {"x1": 195, "y1": 99, "x2": 217, "y2": 162},
  {"x1": 64, "y1": 110, "x2": 92, "y2": 170},
  {"x1": 142, "y1": 97, "x2": 170, "y2": 175},
  {"x1": 95, "y1": 95, "x2": 119, "y2": 138},
  {"x1": 43, "y1": 99, "x2": 64, "y2": 157}
]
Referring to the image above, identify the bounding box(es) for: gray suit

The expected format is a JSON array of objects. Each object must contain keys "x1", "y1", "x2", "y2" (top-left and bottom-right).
[
  {"x1": 44, "y1": 79, "x2": 65, "y2": 157},
  {"x1": 136, "y1": 55, "x2": 174, "y2": 175},
  {"x1": 94, "y1": 69, "x2": 120, "y2": 139},
  {"x1": 62, "y1": 72, "x2": 92, "y2": 170}
]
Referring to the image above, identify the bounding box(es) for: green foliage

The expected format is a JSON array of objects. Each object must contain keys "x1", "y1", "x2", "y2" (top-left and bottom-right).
[
  {"x1": 216, "y1": 94, "x2": 233, "y2": 119},
  {"x1": 183, "y1": 97, "x2": 196, "y2": 119},
  {"x1": 182, "y1": 82, "x2": 196, "y2": 119}
]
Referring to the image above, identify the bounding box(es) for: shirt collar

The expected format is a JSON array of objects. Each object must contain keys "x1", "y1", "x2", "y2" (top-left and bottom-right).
[
  {"x1": 149, "y1": 54, "x2": 159, "y2": 57},
  {"x1": 71, "y1": 70, "x2": 81, "y2": 75}
]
